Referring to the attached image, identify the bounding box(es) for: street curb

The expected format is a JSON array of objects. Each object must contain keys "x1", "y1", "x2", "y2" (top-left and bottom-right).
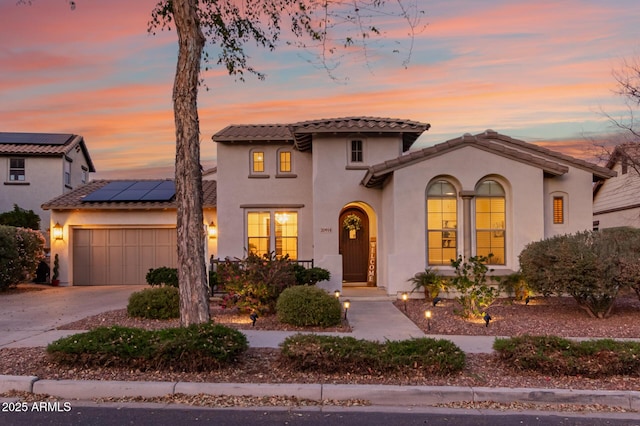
[{"x1": 3, "y1": 375, "x2": 639, "y2": 410}]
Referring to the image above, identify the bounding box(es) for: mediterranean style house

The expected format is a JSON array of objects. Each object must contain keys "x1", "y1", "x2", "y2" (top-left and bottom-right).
[
  {"x1": 593, "y1": 143, "x2": 640, "y2": 229},
  {"x1": 0, "y1": 132, "x2": 95, "y2": 247},
  {"x1": 214, "y1": 117, "x2": 615, "y2": 296}
]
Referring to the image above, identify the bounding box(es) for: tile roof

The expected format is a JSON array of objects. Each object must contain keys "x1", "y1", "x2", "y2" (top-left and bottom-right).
[
  {"x1": 0, "y1": 132, "x2": 96, "y2": 172},
  {"x1": 42, "y1": 179, "x2": 217, "y2": 210},
  {"x1": 362, "y1": 130, "x2": 615, "y2": 188},
  {"x1": 212, "y1": 116, "x2": 430, "y2": 152}
]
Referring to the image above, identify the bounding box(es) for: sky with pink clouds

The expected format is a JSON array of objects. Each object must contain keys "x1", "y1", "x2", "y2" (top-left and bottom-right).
[{"x1": 2, "y1": 0, "x2": 640, "y2": 179}]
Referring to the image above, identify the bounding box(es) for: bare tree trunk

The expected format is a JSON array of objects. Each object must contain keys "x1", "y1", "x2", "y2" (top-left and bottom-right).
[{"x1": 172, "y1": 0, "x2": 210, "y2": 326}]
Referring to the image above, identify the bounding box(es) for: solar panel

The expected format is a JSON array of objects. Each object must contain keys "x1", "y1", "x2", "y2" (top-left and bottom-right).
[
  {"x1": 82, "y1": 180, "x2": 175, "y2": 202},
  {"x1": 0, "y1": 132, "x2": 74, "y2": 145}
]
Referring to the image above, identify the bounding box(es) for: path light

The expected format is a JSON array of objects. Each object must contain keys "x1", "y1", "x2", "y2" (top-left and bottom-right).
[
  {"x1": 334, "y1": 289, "x2": 341, "y2": 299},
  {"x1": 483, "y1": 312, "x2": 492, "y2": 327},
  {"x1": 343, "y1": 299, "x2": 351, "y2": 320},
  {"x1": 432, "y1": 296, "x2": 442, "y2": 307},
  {"x1": 425, "y1": 309, "x2": 432, "y2": 331},
  {"x1": 249, "y1": 312, "x2": 258, "y2": 327},
  {"x1": 401, "y1": 292, "x2": 409, "y2": 312}
]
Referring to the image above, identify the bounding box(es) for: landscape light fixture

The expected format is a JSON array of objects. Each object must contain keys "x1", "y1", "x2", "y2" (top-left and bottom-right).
[
  {"x1": 208, "y1": 221, "x2": 218, "y2": 238},
  {"x1": 483, "y1": 312, "x2": 492, "y2": 327},
  {"x1": 52, "y1": 223, "x2": 63, "y2": 241},
  {"x1": 425, "y1": 309, "x2": 432, "y2": 331},
  {"x1": 432, "y1": 296, "x2": 442, "y2": 307},
  {"x1": 249, "y1": 312, "x2": 258, "y2": 327},
  {"x1": 401, "y1": 292, "x2": 408, "y2": 312},
  {"x1": 334, "y1": 289, "x2": 341, "y2": 299},
  {"x1": 343, "y1": 299, "x2": 351, "y2": 320}
]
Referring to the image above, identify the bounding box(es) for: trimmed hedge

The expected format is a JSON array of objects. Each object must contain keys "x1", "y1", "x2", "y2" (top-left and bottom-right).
[
  {"x1": 494, "y1": 334, "x2": 640, "y2": 377},
  {"x1": 127, "y1": 286, "x2": 180, "y2": 320},
  {"x1": 145, "y1": 267, "x2": 179, "y2": 287},
  {"x1": 276, "y1": 286, "x2": 341, "y2": 327},
  {"x1": 280, "y1": 334, "x2": 465, "y2": 375},
  {"x1": 47, "y1": 323, "x2": 248, "y2": 371}
]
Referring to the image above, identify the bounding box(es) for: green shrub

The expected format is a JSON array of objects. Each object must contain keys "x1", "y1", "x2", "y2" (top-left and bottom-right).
[
  {"x1": 127, "y1": 286, "x2": 180, "y2": 320},
  {"x1": 47, "y1": 323, "x2": 247, "y2": 371},
  {"x1": 280, "y1": 334, "x2": 465, "y2": 375},
  {"x1": 276, "y1": 286, "x2": 341, "y2": 327},
  {"x1": 145, "y1": 266, "x2": 179, "y2": 287},
  {"x1": 292, "y1": 264, "x2": 331, "y2": 285},
  {"x1": 0, "y1": 225, "x2": 45, "y2": 291},
  {"x1": 448, "y1": 255, "x2": 498, "y2": 318},
  {"x1": 217, "y1": 252, "x2": 297, "y2": 314},
  {"x1": 408, "y1": 268, "x2": 446, "y2": 301},
  {"x1": 497, "y1": 272, "x2": 530, "y2": 301},
  {"x1": 494, "y1": 335, "x2": 640, "y2": 377},
  {"x1": 519, "y1": 228, "x2": 640, "y2": 318}
]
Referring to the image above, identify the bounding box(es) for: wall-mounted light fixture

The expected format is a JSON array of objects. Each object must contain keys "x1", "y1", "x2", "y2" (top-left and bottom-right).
[
  {"x1": 52, "y1": 222, "x2": 63, "y2": 241},
  {"x1": 208, "y1": 221, "x2": 218, "y2": 238}
]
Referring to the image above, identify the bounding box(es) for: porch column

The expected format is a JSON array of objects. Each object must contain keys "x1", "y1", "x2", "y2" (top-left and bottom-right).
[{"x1": 460, "y1": 190, "x2": 475, "y2": 260}]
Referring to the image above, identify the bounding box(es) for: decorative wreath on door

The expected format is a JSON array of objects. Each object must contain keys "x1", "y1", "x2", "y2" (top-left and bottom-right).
[{"x1": 343, "y1": 214, "x2": 362, "y2": 232}]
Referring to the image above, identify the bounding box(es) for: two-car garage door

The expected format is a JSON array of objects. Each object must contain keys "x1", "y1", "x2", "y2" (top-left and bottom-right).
[{"x1": 73, "y1": 228, "x2": 177, "y2": 285}]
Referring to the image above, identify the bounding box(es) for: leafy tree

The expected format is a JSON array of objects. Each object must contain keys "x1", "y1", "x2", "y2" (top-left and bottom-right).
[
  {"x1": 0, "y1": 204, "x2": 40, "y2": 230},
  {"x1": 22, "y1": 0, "x2": 423, "y2": 325}
]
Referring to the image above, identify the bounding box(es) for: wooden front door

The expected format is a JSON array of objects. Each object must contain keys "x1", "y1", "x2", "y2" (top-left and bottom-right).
[{"x1": 339, "y1": 207, "x2": 369, "y2": 282}]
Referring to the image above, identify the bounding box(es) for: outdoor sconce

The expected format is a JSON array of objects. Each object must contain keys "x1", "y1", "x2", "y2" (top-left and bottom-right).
[
  {"x1": 52, "y1": 222, "x2": 63, "y2": 241},
  {"x1": 208, "y1": 221, "x2": 218, "y2": 238},
  {"x1": 334, "y1": 289, "x2": 341, "y2": 299},
  {"x1": 343, "y1": 299, "x2": 351, "y2": 320},
  {"x1": 425, "y1": 309, "x2": 432, "y2": 331},
  {"x1": 401, "y1": 292, "x2": 408, "y2": 312}
]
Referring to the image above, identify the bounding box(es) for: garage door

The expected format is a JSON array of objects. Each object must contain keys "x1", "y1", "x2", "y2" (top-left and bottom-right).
[{"x1": 73, "y1": 228, "x2": 177, "y2": 285}]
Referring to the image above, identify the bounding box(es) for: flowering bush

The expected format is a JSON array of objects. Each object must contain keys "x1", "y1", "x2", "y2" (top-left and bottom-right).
[
  {"x1": 216, "y1": 252, "x2": 297, "y2": 313},
  {"x1": 0, "y1": 225, "x2": 45, "y2": 291}
]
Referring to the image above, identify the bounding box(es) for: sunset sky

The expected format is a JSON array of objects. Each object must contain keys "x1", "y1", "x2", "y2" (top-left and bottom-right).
[{"x1": 2, "y1": 0, "x2": 640, "y2": 179}]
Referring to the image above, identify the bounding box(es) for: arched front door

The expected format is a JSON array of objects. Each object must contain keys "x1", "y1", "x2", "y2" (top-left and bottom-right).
[{"x1": 339, "y1": 207, "x2": 369, "y2": 282}]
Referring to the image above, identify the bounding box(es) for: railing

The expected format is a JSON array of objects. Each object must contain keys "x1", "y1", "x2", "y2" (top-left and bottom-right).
[{"x1": 209, "y1": 256, "x2": 314, "y2": 272}]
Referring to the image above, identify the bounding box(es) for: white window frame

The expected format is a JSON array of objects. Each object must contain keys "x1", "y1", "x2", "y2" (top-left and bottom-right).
[{"x1": 9, "y1": 158, "x2": 25, "y2": 182}]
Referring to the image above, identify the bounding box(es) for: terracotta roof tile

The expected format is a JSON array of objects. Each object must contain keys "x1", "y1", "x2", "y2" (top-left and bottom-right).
[
  {"x1": 0, "y1": 132, "x2": 96, "y2": 172},
  {"x1": 362, "y1": 130, "x2": 613, "y2": 188}
]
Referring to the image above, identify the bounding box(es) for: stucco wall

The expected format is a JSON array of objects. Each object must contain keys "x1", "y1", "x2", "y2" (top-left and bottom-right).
[
  {"x1": 384, "y1": 146, "x2": 547, "y2": 294},
  {"x1": 216, "y1": 142, "x2": 314, "y2": 261}
]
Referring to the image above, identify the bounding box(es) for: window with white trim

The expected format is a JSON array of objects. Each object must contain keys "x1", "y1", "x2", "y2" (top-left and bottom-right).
[
  {"x1": 9, "y1": 158, "x2": 25, "y2": 181},
  {"x1": 350, "y1": 140, "x2": 363, "y2": 163},
  {"x1": 426, "y1": 180, "x2": 458, "y2": 265},
  {"x1": 247, "y1": 211, "x2": 298, "y2": 259},
  {"x1": 475, "y1": 180, "x2": 505, "y2": 265}
]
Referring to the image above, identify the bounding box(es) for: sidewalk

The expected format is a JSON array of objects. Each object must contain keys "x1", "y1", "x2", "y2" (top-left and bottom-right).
[{"x1": 1, "y1": 285, "x2": 639, "y2": 413}]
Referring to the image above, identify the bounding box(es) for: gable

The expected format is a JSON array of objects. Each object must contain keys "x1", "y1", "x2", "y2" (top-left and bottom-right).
[{"x1": 363, "y1": 130, "x2": 614, "y2": 188}]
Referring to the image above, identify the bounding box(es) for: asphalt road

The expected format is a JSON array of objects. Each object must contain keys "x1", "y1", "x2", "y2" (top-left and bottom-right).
[{"x1": 2, "y1": 405, "x2": 639, "y2": 426}]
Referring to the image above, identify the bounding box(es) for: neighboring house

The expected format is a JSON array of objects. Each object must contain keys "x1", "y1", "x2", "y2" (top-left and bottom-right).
[
  {"x1": 593, "y1": 143, "x2": 640, "y2": 229},
  {"x1": 0, "y1": 132, "x2": 95, "y2": 246},
  {"x1": 42, "y1": 179, "x2": 217, "y2": 286},
  {"x1": 213, "y1": 116, "x2": 615, "y2": 296}
]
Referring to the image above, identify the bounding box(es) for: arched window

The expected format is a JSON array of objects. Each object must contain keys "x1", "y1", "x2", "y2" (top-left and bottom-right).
[
  {"x1": 427, "y1": 180, "x2": 457, "y2": 265},
  {"x1": 475, "y1": 180, "x2": 505, "y2": 265}
]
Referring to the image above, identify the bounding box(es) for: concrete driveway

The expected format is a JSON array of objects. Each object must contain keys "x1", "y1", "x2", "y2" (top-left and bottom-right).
[{"x1": 0, "y1": 284, "x2": 145, "y2": 348}]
